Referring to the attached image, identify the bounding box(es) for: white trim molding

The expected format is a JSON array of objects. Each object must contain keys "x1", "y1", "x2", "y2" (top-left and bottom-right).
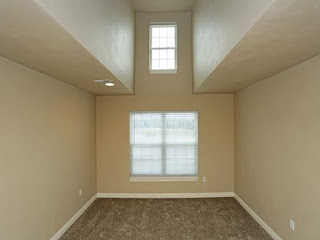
[
  {"x1": 50, "y1": 194, "x2": 97, "y2": 240},
  {"x1": 150, "y1": 69, "x2": 177, "y2": 74},
  {"x1": 234, "y1": 194, "x2": 282, "y2": 240},
  {"x1": 97, "y1": 192, "x2": 234, "y2": 199},
  {"x1": 130, "y1": 176, "x2": 198, "y2": 182}
]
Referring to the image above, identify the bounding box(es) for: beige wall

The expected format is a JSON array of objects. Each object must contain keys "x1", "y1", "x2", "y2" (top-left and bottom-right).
[
  {"x1": 97, "y1": 12, "x2": 234, "y2": 194},
  {"x1": 192, "y1": 0, "x2": 275, "y2": 90},
  {"x1": 0, "y1": 56, "x2": 96, "y2": 240},
  {"x1": 35, "y1": 0, "x2": 135, "y2": 92},
  {"x1": 235, "y1": 56, "x2": 320, "y2": 240}
]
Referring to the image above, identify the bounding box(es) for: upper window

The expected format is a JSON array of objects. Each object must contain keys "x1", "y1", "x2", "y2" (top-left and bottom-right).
[
  {"x1": 130, "y1": 111, "x2": 198, "y2": 179},
  {"x1": 149, "y1": 23, "x2": 177, "y2": 73}
]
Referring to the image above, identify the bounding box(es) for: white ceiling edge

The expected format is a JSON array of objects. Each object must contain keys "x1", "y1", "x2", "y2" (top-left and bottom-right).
[
  {"x1": 195, "y1": 0, "x2": 320, "y2": 93},
  {"x1": 0, "y1": 0, "x2": 133, "y2": 95},
  {"x1": 132, "y1": 0, "x2": 194, "y2": 12}
]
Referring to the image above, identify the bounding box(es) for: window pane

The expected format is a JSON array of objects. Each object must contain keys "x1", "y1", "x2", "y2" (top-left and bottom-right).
[
  {"x1": 130, "y1": 112, "x2": 198, "y2": 176},
  {"x1": 168, "y1": 49, "x2": 175, "y2": 59},
  {"x1": 131, "y1": 146, "x2": 162, "y2": 175},
  {"x1": 159, "y1": 49, "x2": 168, "y2": 60},
  {"x1": 166, "y1": 145, "x2": 197, "y2": 175},
  {"x1": 159, "y1": 38, "x2": 168, "y2": 48},
  {"x1": 160, "y1": 27, "x2": 167, "y2": 37},
  {"x1": 150, "y1": 24, "x2": 177, "y2": 71},
  {"x1": 167, "y1": 59, "x2": 175, "y2": 70},
  {"x1": 152, "y1": 27, "x2": 160, "y2": 38},
  {"x1": 152, "y1": 60, "x2": 160, "y2": 70},
  {"x1": 152, "y1": 50, "x2": 160, "y2": 60},
  {"x1": 165, "y1": 112, "x2": 197, "y2": 145},
  {"x1": 131, "y1": 113, "x2": 162, "y2": 144},
  {"x1": 168, "y1": 27, "x2": 175, "y2": 38},
  {"x1": 159, "y1": 60, "x2": 167, "y2": 70},
  {"x1": 152, "y1": 38, "x2": 160, "y2": 48},
  {"x1": 168, "y1": 38, "x2": 175, "y2": 48}
]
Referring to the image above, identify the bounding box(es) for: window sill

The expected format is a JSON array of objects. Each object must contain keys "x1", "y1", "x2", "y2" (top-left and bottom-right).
[
  {"x1": 150, "y1": 69, "x2": 177, "y2": 74},
  {"x1": 130, "y1": 176, "x2": 198, "y2": 182}
]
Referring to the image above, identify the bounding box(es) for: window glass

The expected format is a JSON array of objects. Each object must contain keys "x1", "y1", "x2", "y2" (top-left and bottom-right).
[
  {"x1": 130, "y1": 111, "x2": 198, "y2": 176},
  {"x1": 150, "y1": 24, "x2": 177, "y2": 72}
]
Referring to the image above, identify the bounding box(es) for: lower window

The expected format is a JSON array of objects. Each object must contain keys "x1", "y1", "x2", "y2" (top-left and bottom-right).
[{"x1": 130, "y1": 111, "x2": 198, "y2": 179}]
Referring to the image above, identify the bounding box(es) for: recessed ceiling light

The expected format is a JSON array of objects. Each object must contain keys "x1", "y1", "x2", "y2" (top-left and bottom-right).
[
  {"x1": 94, "y1": 79, "x2": 115, "y2": 87},
  {"x1": 104, "y1": 80, "x2": 114, "y2": 87},
  {"x1": 105, "y1": 82, "x2": 115, "y2": 87}
]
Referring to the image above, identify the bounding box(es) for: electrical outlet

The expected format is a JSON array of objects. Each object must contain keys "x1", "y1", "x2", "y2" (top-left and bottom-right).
[
  {"x1": 202, "y1": 177, "x2": 207, "y2": 183},
  {"x1": 79, "y1": 189, "x2": 83, "y2": 197},
  {"x1": 290, "y1": 219, "x2": 295, "y2": 231}
]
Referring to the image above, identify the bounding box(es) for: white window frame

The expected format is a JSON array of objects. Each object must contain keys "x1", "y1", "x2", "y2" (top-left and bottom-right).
[
  {"x1": 149, "y1": 23, "x2": 178, "y2": 74},
  {"x1": 129, "y1": 111, "x2": 198, "y2": 182}
]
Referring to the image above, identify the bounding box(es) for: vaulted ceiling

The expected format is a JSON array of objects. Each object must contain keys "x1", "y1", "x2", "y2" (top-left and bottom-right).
[
  {"x1": 0, "y1": 0, "x2": 319, "y2": 95},
  {"x1": 0, "y1": 0, "x2": 135, "y2": 95},
  {"x1": 0, "y1": 0, "x2": 134, "y2": 95},
  {"x1": 193, "y1": 0, "x2": 320, "y2": 93}
]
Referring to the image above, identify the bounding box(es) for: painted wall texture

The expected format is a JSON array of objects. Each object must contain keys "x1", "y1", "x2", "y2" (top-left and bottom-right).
[
  {"x1": 192, "y1": 0, "x2": 275, "y2": 90},
  {"x1": 235, "y1": 56, "x2": 320, "y2": 240},
  {"x1": 97, "y1": 12, "x2": 234, "y2": 194},
  {"x1": 34, "y1": 0, "x2": 135, "y2": 92},
  {"x1": 0, "y1": 56, "x2": 96, "y2": 240}
]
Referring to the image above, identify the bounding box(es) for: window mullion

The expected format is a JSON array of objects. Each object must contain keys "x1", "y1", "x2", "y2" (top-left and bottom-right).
[
  {"x1": 161, "y1": 113, "x2": 166, "y2": 175},
  {"x1": 151, "y1": 48, "x2": 175, "y2": 50}
]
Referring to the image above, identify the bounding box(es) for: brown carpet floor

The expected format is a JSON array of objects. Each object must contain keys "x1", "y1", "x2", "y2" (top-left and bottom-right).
[{"x1": 61, "y1": 198, "x2": 272, "y2": 240}]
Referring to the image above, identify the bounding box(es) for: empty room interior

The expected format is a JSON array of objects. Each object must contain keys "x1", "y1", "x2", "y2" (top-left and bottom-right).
[{"x1": 1, "y1": 0, "x2": 320, "y2": 239}]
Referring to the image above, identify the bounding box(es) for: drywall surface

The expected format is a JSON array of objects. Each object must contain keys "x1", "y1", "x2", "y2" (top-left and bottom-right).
[
  {"x1": 196, "y1": 0, "x2": 320, "y2": 93},
  {"x1": 0, "y1": 56, "x2": 96, "y2": 240},
  {"x1": 34, "y1": 0, "x2": 135, "y2": 92},
  {"x1": 192, "y1": 0, "x2": 275, "y2": 90},
  {"x1": 235, "y1": 56, "x2": 320, "y2": 240},
  {"x1": 97, "y1": 12, "x2": 234, "y2": 194},
  {"x1": 0, "y1": 0, "x2": 131, "y2": 95},
  {"x1": 133, "y1": 0, "x2": 194, "y2": 12}
]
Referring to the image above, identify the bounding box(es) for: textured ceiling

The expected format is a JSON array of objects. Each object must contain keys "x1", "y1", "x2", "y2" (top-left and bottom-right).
[
  {"x1": 195, "y1": 0, "x2": 320, "y2": 93},
  {"x1": 132, "y1": 0, "x2": 194, "y2": 12},
  {"x1": 2, "y1": 0, "x2": 319, "y2": 95},
  {"x1": 0, "y1": 0, "x2": 132, "y2": 95}
]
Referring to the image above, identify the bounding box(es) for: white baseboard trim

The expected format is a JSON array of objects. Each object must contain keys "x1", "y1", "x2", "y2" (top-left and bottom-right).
[
  {"x1": 97, "y1": 192, "x2": 234, "y2": 198},
  {"x1": 234, "y1": 193, "x2": 282, "y2": 240},
  {"x1": 50, "y1": 194, "x2": 97, "y2": 240}
]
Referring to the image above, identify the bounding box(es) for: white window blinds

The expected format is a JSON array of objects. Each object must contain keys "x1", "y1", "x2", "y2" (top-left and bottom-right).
[{"x1": 130, "y1": 111, "x2": 198, "y2": 176}]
